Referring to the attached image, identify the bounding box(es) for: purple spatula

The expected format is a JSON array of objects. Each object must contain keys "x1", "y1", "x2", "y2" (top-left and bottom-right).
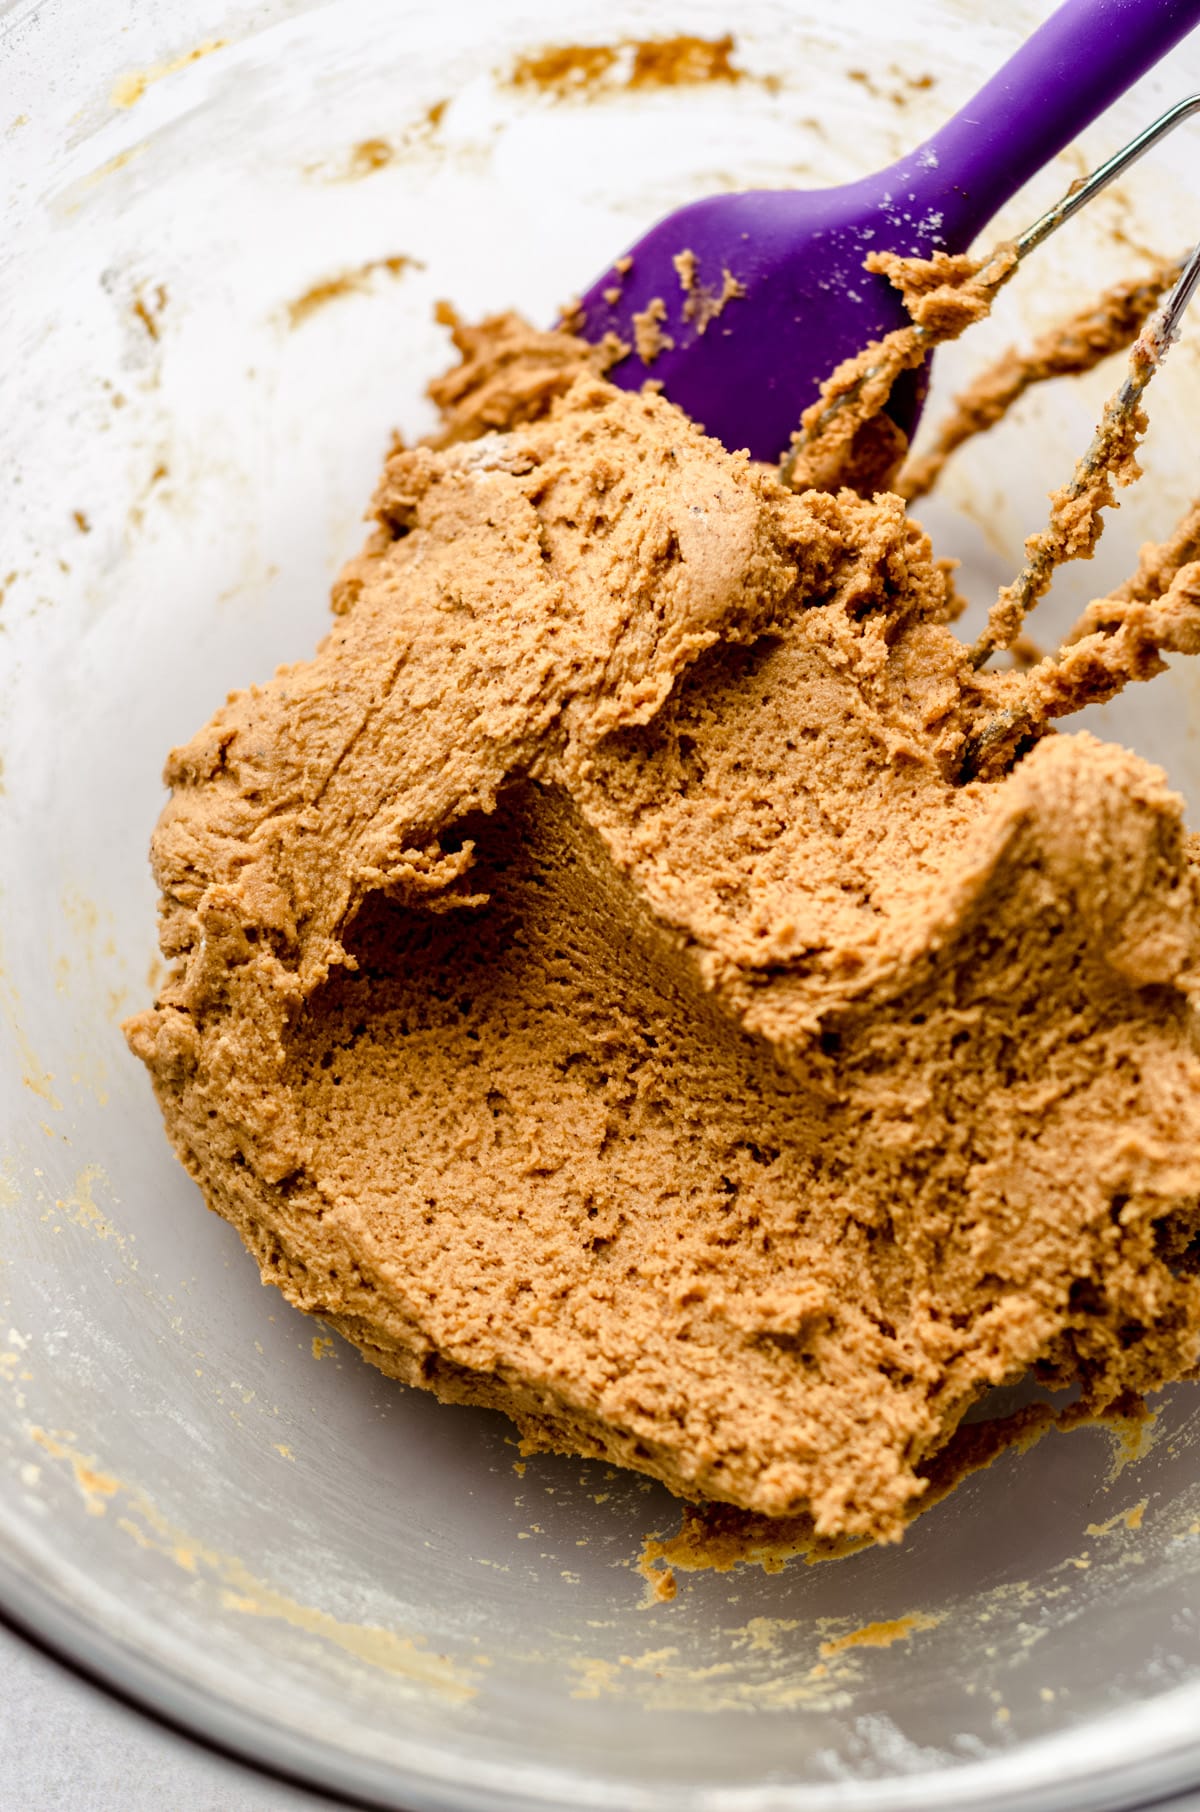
[{"x1": 575, "y1": 0, "x2": 1200, "y2": 461}]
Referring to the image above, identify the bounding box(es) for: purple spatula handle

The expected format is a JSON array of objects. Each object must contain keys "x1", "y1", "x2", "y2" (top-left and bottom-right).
[
  {"x1": 575, "y1": 0, "x2": 1200, "y2": 458},
  {"x1": 901, "y1": 0, "x2": 1200, "y2": 248}
]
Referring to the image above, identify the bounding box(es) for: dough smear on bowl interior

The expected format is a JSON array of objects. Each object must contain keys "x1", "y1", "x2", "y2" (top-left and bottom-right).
[{"x1": 126, "y1": 307, "x2": 1200, "y2": 1546}]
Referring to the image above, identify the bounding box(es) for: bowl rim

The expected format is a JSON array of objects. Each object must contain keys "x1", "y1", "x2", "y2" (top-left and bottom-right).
[{"x1": 4, "y1": 1537, "x2": 1200, "y2": 1812}]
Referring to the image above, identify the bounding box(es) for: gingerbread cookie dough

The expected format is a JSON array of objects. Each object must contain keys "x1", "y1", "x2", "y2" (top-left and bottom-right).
[
  {"x1": 898, "y1": 257, "x2": 1185, "y2": 504},
  {"x1": 127, "y1": 312, "x2": 1200, "y2": 1545}
]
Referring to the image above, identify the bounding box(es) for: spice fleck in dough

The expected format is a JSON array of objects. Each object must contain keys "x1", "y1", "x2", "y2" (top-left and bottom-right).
[{"x1": 127, "y1": 316, "x2": 1200, "y2": 1546}]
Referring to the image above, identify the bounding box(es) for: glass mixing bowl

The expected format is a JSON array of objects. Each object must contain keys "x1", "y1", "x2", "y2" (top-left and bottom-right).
[{"x1": 4, "y1": 2, "x2": 1200, "y2": 1807}]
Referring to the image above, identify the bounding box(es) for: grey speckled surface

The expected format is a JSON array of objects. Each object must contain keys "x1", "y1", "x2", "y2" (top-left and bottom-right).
[{"x1": 0, "y1": 1617, "x2": 360, "y2": 1812}]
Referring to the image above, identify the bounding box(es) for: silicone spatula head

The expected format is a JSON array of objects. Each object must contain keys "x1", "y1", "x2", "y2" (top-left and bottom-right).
[{"x1": 572, "y1": 0, "x2": 1200, "y2": 462}]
